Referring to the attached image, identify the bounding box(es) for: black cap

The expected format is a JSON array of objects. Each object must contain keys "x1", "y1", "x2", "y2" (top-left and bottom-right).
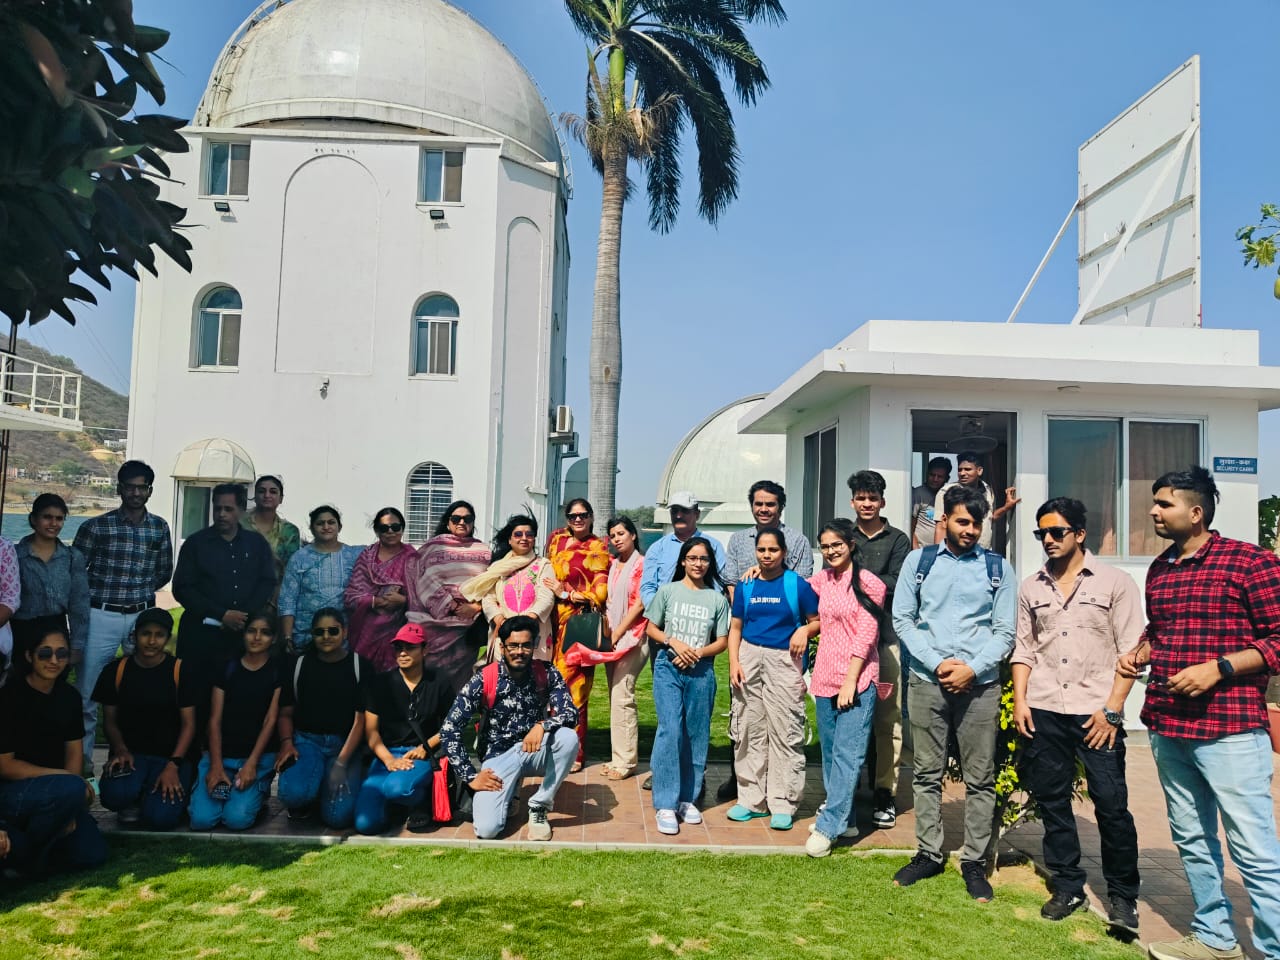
[{"x1": 134, "y1": 607, "x2": 174, "y2": 634}]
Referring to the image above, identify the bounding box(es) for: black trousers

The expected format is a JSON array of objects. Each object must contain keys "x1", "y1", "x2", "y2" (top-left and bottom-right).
[{"x1": 1024, "y1": 708, "x2": 1140, "y2": 900}]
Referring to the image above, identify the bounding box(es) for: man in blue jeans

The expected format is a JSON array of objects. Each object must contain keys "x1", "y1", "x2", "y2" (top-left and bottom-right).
[
  {"x1": 1119, "y1": 467, "x2": 1280, "y2": 960},
  {"x1": 441, "y1": 615, "x2": 578, "y2": 841}
]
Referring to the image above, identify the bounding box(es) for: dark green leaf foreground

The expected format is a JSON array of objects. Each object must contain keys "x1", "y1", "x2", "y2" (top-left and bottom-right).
[{"x1": 0, "y1": 838, "x2": 1138, "y2": 960}]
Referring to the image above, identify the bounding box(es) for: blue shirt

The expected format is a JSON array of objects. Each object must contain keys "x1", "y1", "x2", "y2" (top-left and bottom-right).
[
  {"x1": 278, "y1": 543, "x2": 364, "y2": 634},
  {"x1": 72, "y1": 507, "x2": 173, "y2": 607},
  {"x1": 891, "y1": 545, "x2": 1016, "y2": 686},
  {"x1": 730, "y1": 572, "x2": 818, "y2": 650},
  {"x1": 639, "y1": 530, "x2": 728, "y2": 606}
]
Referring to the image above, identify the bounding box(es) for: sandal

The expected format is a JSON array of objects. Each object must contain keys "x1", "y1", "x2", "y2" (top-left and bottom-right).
[
  {"x1": 569, "y1": 761, "x2": 584, "y2": 774},
  {"x1": 601, "y1": 765, "x2": 632, "y2": 781}
]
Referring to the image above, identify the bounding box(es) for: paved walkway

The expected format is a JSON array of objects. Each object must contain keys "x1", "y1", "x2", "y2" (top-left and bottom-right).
[{"x1": 97, "y1": 742, "x2": 1280, "y2": 955}]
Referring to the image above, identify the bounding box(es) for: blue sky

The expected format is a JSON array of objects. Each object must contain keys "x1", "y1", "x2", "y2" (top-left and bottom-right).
[{"x1": 36, "y1": 0, "x2": 1280, "y2": 506}]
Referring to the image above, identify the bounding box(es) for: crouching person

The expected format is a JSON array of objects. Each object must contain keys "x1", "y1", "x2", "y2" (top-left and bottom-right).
[
  {"x1": 440, "y1": 615, "x2": 578, "y2": 841},
  {"x1": 354, "y1": 623, "x2": 453, "y2": 834},
  {"x1": 189, "y1": 612, "x2": 283, "y2": 831},
  {"x1": 275, "y1": 608, "x2": 370, "y2": 829},
  {"x1": 95, "y1": 608, "x2": 196, "y2": 829},
  {"x1": 0, "y1": 627, "x2": 106, "y2": 874}
]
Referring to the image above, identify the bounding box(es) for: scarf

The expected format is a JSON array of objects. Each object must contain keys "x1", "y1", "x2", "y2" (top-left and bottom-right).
[{"x1": 458, "y1": 550, "x2": 536, "y2": 602}]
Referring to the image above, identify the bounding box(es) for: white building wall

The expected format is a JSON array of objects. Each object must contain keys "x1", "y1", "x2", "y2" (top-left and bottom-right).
[{"x1": 129, "y1": 127, "x2": 567, "y2": 542}]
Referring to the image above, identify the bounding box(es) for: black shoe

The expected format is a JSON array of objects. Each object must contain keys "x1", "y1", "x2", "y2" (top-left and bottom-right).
[
  {"x1": 715, "y1": 778, "x2": 738, "y2": 803},
  {"x1": 406, "y1": 807, "x2": 433, "y2": 833},
  {"x1": 871, "y1": 789, "x2": 896, "y2": 828},
  {"x1": 961, "y1": 860, "x2": 993, "y2": 902},
  {"x1": 641, "y1": 773, "x2": 652, "y2": 791},
  {"x1": 1041, "y1": 890, "x2": 1087, "y2": 920},
  {"x1": 286, "y1": 803, "x2": 316, "y2": 823},
  {"x1": 1107, "y1": 895, "x2": 1139, "y2": 935},
  {"x1": 893, "y1": 852, "x2": 945, "y2": 887}
]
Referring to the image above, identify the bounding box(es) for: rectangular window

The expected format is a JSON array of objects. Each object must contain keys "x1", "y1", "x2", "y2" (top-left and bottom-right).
[
  {"x1": 197, "y1": 310, "x2": 241, "y2": 367},
  {"x1": 207, "y1": 141, "x2": 250, "y2": 196},
  {"x1": 179, "y1": 485, "x2": 212, "y2": 540},
  {"x1": 419, "y1": 149, "x2": 463, "y2": 202},
  {"x1": 802, "y1": 425, "x2": 837, "y2": 544},
  {"x1": 1048, "y1": 417, "x2": 1201, "y2": 557},
  {"x1": 414, "y1": 318, "x2": 457, "y2": 376}
]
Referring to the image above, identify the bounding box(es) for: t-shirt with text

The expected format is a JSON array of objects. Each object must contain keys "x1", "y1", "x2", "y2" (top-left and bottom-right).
[
  {"x1": 730, "y1": 572, "x2": 819, "y2": 650},
  {"x1": 645, "y1": 583, "x2": 731, "y2": 650}
]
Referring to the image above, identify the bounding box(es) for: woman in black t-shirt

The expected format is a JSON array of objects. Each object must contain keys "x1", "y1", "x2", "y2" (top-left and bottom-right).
[
  {"x1": 275, "y1": 607, "x2": 371, "y2": 828},
  {"x1": 0, "y1": 627, "x2": 106, "y2": 874},
  {"x1": 189, "y1": 612, "x2": 283, "y2": 831}
]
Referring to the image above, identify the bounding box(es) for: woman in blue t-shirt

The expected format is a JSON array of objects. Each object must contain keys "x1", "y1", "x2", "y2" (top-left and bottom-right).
[{"x1": 726, "y1": 527, "x2": 820, "y2": 831}]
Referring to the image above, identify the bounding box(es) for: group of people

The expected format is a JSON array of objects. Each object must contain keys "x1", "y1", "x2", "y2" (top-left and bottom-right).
[{"x1": 0, "y1": 457, "x2": 1276, "y2": 960}]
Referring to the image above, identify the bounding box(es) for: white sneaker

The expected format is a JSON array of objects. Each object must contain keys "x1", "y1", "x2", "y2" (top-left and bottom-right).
[
  {"x1": 805, "y1": 831, "x2": 833, "y2": 858},
  {"x1": 809, "y1": 820, "x2": 858, "y2": 839},
  {"x1": 677, "y1": 802, "x2": 703, "y2": 825},
  {"x1": 655, "y1": 809, "x2": 680, "y2": 835}
]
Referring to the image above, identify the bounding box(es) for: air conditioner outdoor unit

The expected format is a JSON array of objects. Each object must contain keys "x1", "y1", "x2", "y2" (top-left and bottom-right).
[{"x1": 553, "y1": 405, "x2": 574, "y2": 434}]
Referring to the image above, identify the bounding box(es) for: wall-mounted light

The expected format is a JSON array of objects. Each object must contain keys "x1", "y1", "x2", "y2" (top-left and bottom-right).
[
  {"x1": 428, "y1": 208, "x2": 445, "y2": 221},
  {"x1": 319, "y1": 376, "x2": 330, "y2": 399},
  {"x1": 213, "y1": 201, "x2": 231, "y2": 213}
]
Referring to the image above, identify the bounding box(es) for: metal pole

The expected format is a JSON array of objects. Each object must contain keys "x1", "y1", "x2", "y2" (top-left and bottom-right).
[
  {"x1": 1006, "y1": 199, "x2": 1080, "y2": 324},
  {"x1": 0, "y1": 322, "x2": 17, "y2": 515}
]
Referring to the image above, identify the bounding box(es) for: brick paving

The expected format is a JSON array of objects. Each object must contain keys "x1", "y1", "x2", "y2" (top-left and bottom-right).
[{"x1": 96, "y1": 741, "x2": 1280, "y2": 955}]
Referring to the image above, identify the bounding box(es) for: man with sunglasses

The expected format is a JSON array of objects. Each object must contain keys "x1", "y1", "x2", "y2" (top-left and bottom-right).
[
  {"x1": 72, "y1": 460, "x2": 174, "y2": 777},
  {"x1": 1011, "y1": 497, "x2": 1143, "y2": 931},
  {"x1": 441, "y1": 615, "x2": 578, "y2": 841}
]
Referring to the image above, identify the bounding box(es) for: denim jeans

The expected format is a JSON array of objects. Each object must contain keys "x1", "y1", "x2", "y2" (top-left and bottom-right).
[
  {"x1": 98, "y1": 754, "x2": 196, "y2": 831},
  {"x1": 1024, "y1": 709, "x2": 1139, "y2": 900},
  {"x1": 0, "y1": 773, "x2": 106, "y2": 873},
  {"x1": 277, "y1": 732, "x2": 363, "y2": 828},
  {"x1": 471, "y1": 726, "x2": 578, "y2": 839},
  {"x1": 75, "y1": 607, "x2": 141, "y2": 771},
  {"x1": 650, "y1": 649, "x2": 716, "y2": 811},
  {"x1": 188, "y1": 753, "x2": 277, "y2": 831},
  {"x1": 814, "y1": 687, "x2": 875, "y2": 839},
  {"x1": 1150, "y1": 729, "x2": 1280, "y2": 958},
  {"x1": 353, "y1": 746, "x2": 434, "y2": 835}
]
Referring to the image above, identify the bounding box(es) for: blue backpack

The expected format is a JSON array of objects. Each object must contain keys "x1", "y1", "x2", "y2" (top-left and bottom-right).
[
  {"x1": 912, "y1": 544, "x2": 1004, "y2": 610},
  {"x1": 740, "y1": 571, "x2": 811, "y2": 670}
]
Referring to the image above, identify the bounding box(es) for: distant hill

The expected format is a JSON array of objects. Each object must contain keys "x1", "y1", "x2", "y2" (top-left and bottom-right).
[{"x1": 5, "y1": 339, "x2": 128, "y2": 482}]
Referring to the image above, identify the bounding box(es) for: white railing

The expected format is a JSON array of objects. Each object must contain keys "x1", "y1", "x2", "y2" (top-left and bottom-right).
[{"x1": 0, "y1": 351, "x2": 82, "y2": 423}]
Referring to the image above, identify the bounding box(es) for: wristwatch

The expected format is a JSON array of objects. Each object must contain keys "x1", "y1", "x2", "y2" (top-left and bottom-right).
[
  {"x1": 1216, "y1": 656, "x2": 1235, "y2": 678},
  {"x1": 1102, "y1": 708, "x2": 1123, "y2": 728},
  {"x1": 541, "y1": 719, "x2": 555, "y2": 732}
]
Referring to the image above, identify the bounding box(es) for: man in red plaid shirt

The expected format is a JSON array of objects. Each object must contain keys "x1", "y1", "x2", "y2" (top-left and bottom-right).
[{"x1": 1119, "y1": 466, "x2": 1280, "y2": 960}]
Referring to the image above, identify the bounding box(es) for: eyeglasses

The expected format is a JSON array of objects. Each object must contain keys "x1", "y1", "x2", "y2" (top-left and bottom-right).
[
  {"x1": 375, "y1": 522, "x2": 404, "y2": 533},
  {"x1": 35, "y1": 647, "x2": 70, "y2": 662},
  {"x1": 448, "y1": 514, "x2": 474, "y2": 525},
  {"x1": 1033, "y1": 526, "x2": 1076, "y2": 541},
  {"x1": 818, "y1": 543, "x2": 848, "y2": 553},
  {"x1": 503, "y1": 640, "x2": 536, "y2": 651},
  {"x1": 566, "y1": 512, "x2": 590, "y2": 521},
  {"x1": 510, "y1": 531, "x2": 536, "y2": 540},
  {"x1": 311, "y1": 626, "x2": 342, "y2": 637},
  {"x1": 121, "y1": 483, "x2": 152, "y2": 493},
  {"x1": 684, "y1": 555, "x2": 711, "y2": 565}
]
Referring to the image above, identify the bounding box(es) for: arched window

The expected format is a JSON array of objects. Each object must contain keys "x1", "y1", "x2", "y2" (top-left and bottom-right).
[
  {"x1": 195, "y1": 286, "x2": 242, "y2": 368},
  {"x1": 405, "y1": 461, "x2": 453, "y2": 542},
  {"x1": 412, "y1": 295, "x2": 459, "y2": 376}
]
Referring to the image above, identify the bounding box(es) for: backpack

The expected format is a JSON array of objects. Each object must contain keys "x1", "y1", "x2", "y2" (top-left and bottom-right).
[
  {"x1": 475, "y1": 660, "x2": 550, "y2": 759},
  {"x1": 740, "y1": 571, "x2": 813, "y2": 672},
  {"x1": 912, "y1": 544, "x2": 1004, "y2": 615},
  {"x1": 115, "y1": 656, "x2": 181, "y2": 694},
  {"x1": 292, "y1": 652, "x2": 361, "y2": 701}
]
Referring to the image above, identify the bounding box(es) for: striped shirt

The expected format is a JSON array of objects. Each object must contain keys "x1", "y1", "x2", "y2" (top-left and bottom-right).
[
  {"x1": 722, "y1": 523, "x2": 814, "y2": 583},
  {"x1": 72, "y1": 507, "x2": 173, "y2": 607}
]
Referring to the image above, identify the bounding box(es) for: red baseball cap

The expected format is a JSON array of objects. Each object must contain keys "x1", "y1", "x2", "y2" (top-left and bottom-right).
[{"x1": 391, "y1": 623, "x2": 426, "y2": 645}]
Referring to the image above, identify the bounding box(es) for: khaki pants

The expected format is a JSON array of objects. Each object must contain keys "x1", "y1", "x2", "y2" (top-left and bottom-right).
[
  {"x1": 731, "y1": 642, "x2": 807, "y2": 816},
  {"x1": 872, "y1": 638, "x2": 903, "y2": 791},
  {"x1": 604, "y1": 641, "x2": 648, "y2": 772}
]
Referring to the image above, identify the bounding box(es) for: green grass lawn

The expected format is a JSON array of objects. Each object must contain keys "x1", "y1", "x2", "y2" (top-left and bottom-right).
[{"x1": 0, "y1": 838, "x2": 1139, "y2": 960}]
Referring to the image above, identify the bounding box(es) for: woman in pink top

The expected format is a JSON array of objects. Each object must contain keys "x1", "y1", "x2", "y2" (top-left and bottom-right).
[
  {"x1": 458, "y1": 513, "x2": 556, "y2": 662},
  {"x1": 805, "y1": 518, "x2": 886, "y2": 857}
]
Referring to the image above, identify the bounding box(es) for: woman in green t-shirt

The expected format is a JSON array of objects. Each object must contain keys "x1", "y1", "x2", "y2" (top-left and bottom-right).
[{"x1": 643, "y1": 537, "x2": 731, "y2": 836}]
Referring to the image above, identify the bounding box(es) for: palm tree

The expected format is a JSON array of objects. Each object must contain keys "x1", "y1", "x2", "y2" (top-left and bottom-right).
[{"x1": 562, "y1": 0, "x2": 785, "y2": 531}]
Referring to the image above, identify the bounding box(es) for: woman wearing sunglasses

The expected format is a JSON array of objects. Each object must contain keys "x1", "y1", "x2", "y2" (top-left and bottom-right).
[
  {"x1": 546, "y1": 498, "x2": 611, "y2": 770},
  {"x1": 345, "y1": 508, "x2": 414, "y2": 672},
  {"x1": 0, "y1": 627, "x2": 106, "y2": 874},
  {"x1": 458, "y1": 513, "x2": 556, "y2": 663},
  {"x1": 275, "y1": 607, "x2": 370, "y2": 828},
  {"x1": 279, "y1": 505, "x2": 363, "y2": 653},
  {"x1": 406, "y1": 500, "x2": 491, "y2": 697}
]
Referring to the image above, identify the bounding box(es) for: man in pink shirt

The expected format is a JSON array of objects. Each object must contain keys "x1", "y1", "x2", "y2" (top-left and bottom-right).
[{"x1": 1012, "y1": 497, "x2": 1143, "y2": 934}]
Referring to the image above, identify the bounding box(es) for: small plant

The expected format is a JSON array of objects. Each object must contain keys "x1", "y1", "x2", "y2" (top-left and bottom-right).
[
  {"x1": 1236, "y1": 204, "x2": 1280, "y2": 299},
  {"x1": 1260, "y1": 495, "x2": 1280, "y2": 550}
]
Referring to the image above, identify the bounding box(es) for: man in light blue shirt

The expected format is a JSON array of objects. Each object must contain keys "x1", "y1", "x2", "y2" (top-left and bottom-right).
[
  {"x1": 890, "y1": 484, "x2": 1015, "y2": 903},
  {"x1": 638, "y1": 491, "x2": 727, "y2": 606}
]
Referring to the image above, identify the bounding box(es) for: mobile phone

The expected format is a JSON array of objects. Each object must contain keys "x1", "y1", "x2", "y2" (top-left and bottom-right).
[
  {"x1": 211, "y1": 782, "x2": 231, "y2": 801},
  {"x1": 107, "y1": 764, "x2": 133, "y2": 778},
  {"x1": 277, "y1": 754, "x2": 297, "y2": 772}
]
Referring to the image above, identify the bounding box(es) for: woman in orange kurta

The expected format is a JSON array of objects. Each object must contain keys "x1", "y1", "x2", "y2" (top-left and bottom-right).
[{"x1": 546, "y1": 498, "x2": 610, "y2": 769}]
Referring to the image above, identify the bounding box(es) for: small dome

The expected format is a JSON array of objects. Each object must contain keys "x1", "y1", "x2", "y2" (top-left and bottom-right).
[
  {"x1": 171, "y1": 438, "x2": 256, "y2": 483},
  {"x1": 194, "y1": 0, "x2": 561, "y2": 165},
  {"x1": 656, "y1": 396, "x2": 786, "y2": 526}
]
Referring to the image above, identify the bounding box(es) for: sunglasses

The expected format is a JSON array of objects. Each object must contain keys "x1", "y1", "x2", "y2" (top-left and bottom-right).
[
  {"x1": 375, "y1": 522, "x2": 404, "y2": 533},
  {"x1": 566, "y1": 512, "x2": 591, "y2": 521},
  {"x1": 1033, "y1": 526, "x2": 1076, "y2": 541},
  {"x1": 311, "y1": 625, "x2": 342, "y2": 637},
  {"x1": 35, "y1": 646, "x2": 70, "y2": 662},
  {"x1": 448, "y1": 514, "x2": 474, "y2": 525},
  {"x1": 510, "y1": 531, "x2": 537, "y2": 540}
]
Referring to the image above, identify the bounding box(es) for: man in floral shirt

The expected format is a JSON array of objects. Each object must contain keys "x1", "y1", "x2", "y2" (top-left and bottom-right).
[{"x1": 441, "y1": 615, "x2": 578, "y2": 841}]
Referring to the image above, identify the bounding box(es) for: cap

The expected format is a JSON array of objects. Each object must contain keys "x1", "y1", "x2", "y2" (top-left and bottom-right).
[
  {"x1": 134, "y1": 607, "x2": 174, "y2": 634},
  {"x1": 391, "y1": 622, "x2": 426, "y2": 645},
  {"x1": 668, "y1": 491, "x2": 699, "y2": 510}
]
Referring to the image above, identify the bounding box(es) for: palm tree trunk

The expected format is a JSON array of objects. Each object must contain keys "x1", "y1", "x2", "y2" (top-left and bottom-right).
[{"x1": 587, "y1": 137, "x2": 628, "y2": 534}]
